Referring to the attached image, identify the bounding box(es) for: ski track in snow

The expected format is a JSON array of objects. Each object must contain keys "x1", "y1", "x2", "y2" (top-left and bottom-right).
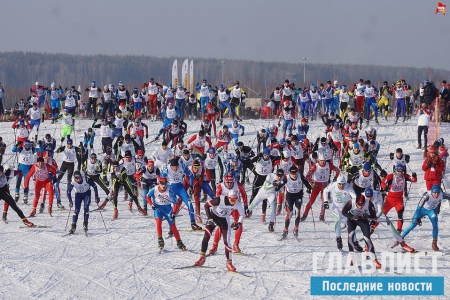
[{"x1": 0, "y1": 117, "x2": 449, "y2": 299}]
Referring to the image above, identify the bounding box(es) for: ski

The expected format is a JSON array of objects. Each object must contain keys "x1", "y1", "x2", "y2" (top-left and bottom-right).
[
  {"x1": 228, "y1": 270, "x2": 252, "y2": 278},
  {"x1": 20, "y1": 225, "x2": 52, "y2": 228},
  {"x1": 84, "y1": 231, "x2": 89, "y2": 237},
  {"x1": 173, "y1": 265, "x2": 216, "y2": 270},
  {"x1": 2, "y1": 220, "x2": 8, "y2": 224},
  {"x1": 393, "y1": 250, "x2": 445, "y2": 256},
  {"x1": 233, "y1": 252, "x2": 256, "y2": 256},
  {"x1": 179, "y1": 229, "x2": 205, "y2": 233},
  {"x1": 158, "y1": 247, "x2": 164, "y2": 254}
]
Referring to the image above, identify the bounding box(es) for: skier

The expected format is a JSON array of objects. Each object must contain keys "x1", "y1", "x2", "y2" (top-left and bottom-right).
[
  {"x1": 402, "y1": 184, "x2": 450, "y2": 251},
  {"x1": 360, "y1": 80, "x2": 379, "y2": 125},
  {"x1": 38, "y1": 134, "x2": 57, "y2": 158},
  {"x1": 173, "y1": 139, "x2": 187, "y2": 159},
  {"x1": 67, "y1": 171, "x2": 98, "y2": 234},
  {"x1": 58, "y1": 109, "x2": 75, "y2": 143},
  {"x1": 0, "y1": 165, "x2": 34, "y2": 227},
  {"x1": 194, "y1": 189, "x2": 245, "y2": 272},
  {"x1": 278, "y1": 101, "x2": 295, "y2": 139},
  {"x1": 92, "y1": 117, "x2": 115, "y2": 153},
  {"x1": 187, "y1": 130, "x2": 212, "y2": 158},
  {"x1": 101, "y1": 84, "x2": 115, "y2": 119},
  {"x1": 195, "y1": 79, "x2": 212, "y2": 117},
  {"x1": 203, "y1": 147, "x2": 224, "y2": 196},
  {"x1": 378, "y1": 81, "x2": 392, "y2": 120},
  {"x1": 12, "y1": 140, "x2": 36, "y2": 204},
  {"x1": 228, "y1": 81, "x2": 246, "y2": 121},
  {"x1": 55, "y1": 139, "x2": 80, "y2": 185},
  {"x1": 130, "y1": 88, "x2": 144, "y2": 118},
  {"x1": 349, "y1": 161, "x2": 381, "y2": 200},
  {"x1": 323, "y1": 174, "x2": 356, "y2": 250},
  {"x1": 82, "y1": 153, "x2": 110, "y2": 204},
  {"x1": 175, "y1": 84, "x2": 187, "y2": 121},
  {"x1": 235, "y1": 141, "x2": 255, "y2": 184},
  {"x1": 83, "y1": 128, "x2": 96, "y2": 151},
  {"x1": 152, "y1": 141, "x2": 173, "y2": 170},
  {"x1": 145, "y1": 78, "x2": 163, "y2": 121},
  {"x1": 342, "y1": 190, "x2": 382, "y2": 269},
  {"x1": 14, "y1": 98, "x2": 27, "y2": 119},
  {"x1": 393, "y1": 81, "x2": 407, "y2": 124},
  {"x1": 380, "y1": 164, "x2": 417, "y2": 232},
  {"x1": 155, "y1": 102, "x2": 180, "y2": 140},
  {"x1": 256, "y1": 129, "x2": 268, "y2": 153},
  {"x1": 26, "y1": 102, "x2": 43, "y2": 142},
  {"x1": 85, "y1": 81, "x2": 101, "y2": 119},
  {"x1": 115, "y1": 81, "x2": 130, "y2": 107},
  {"x1": 25, "y1": 157, "x2": 57, "y2": 216},
  {"x1": 308, "y1": 85, "x2": 320, "y2": 121},
  {"x1": 145, "y1": 176, "x2": 187, "y2": 251},
  {"x1": 187, "y1": 93, "x2": 198, "y2": 121},
  {"x1": 29, "y1": 81, "x2": 48, "y2": 108},
  {"x1": 217, "y1": 84, "x2": 236, "y2": 122},
  {"x1": 118, "y1": 150, "x2": 146, "y2": 212},
  {"x1": 127, "y1": 118, "x2": 149, "y2": 141},
  {"x1": 140, "y1": 160, "x2": 160, "y2": 212},
  {"x1": 49, "y1": 83, "x2": 62, "y2": 122},
  {"x1": 422, "y1": 145, "x2": 445, "y2": 191},
  {"x1": 205, "y1": 104, "x2": 218, "y2": 138},
  {"x1": 0, "y1": 138, "x2": 5, "y2": 165},
  {"x1": 297, "y1": 89, "x2": 311, "y2": 119},
  {"x1": 214, "y1": 125, "x2": 232, "y2": 153},
  {"x1": 227, "y1": 120, "x2": 244, "y2": 147}
]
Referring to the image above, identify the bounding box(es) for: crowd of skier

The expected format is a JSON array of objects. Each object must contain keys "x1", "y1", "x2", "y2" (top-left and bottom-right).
[{"x1": 0, "y1": 76, "x2": 448, "y2": 272}]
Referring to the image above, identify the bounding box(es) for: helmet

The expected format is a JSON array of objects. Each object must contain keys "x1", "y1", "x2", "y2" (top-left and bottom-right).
[
  {"x1": 289, "y1": 165, "x2": 298, "y2": 173},
  {"x1": 276, "y1": 169, "x2": 284, "y2": 177},
  {"x1": 427, "y1": 146, "x2": 436, "y2": 153},
  {"x1": 350, "y1": 133, "x2": 357, "y2": 138},
  {"x1": 207, "y1": 103, "x2": 213, "y2": 109},
  {"x1": 333, "y1": 121, "x2": 339, "y2": 126},
  {"x1": 198, "y1": 130, "x2": 205, "y2": 137},
  {"x1": 67, "y1": 139, "x2": 73, "y2": 145},
  {"x1": 170, "y1": 158, "x2": 179, "y2": 166},
  {"x1": 91, "y1": 81, "x2": 96, "y2": 86},
  {"x1": 233, "y1": 120, "x2": 238, "y2": 125},
  {"x1": 363, "y1": 162, "x2": 371, "y2": 172},
  {"x1": 271, "y1": 138, "x2": 278, "y2": 144},
  {"x1": 364, "y1": 188, "x2": 374, "y2": 197},
  {"x1": 125, "y1": 134, "x2": 131, "y2": 140},
  {"x1": 303, "y1": 138, "x2": 309, "y2": 145},
  {"x1": 67, "y1": 90, "x2": 72, "y2": 95},
  {"x1": 223, "y1": 125, "x2": 228, "y2": 130},
  {"x1": 109, "y1": 84, "x2": 115, "y2": 90},
  {"x1": 336, "y1": 175, "x2": 346, "y2": 184},
  {"x1": 51, "y1": 82, "x2": 55, "y2": 88},
  {"x1": 208, "y1": 147, "x2": 215, "y2": 154},
  {"x1": 172, "y1": 120, "x2": 179, "y2": 126},
  {"x1": 263, "y1": 148, "x2": 271, "y2": 156},
  {"x1": 73, "y1": 171, "x2": 82, "y2": 180},
  {"x1": 159, "y1": 176, "x2": 168, "y2": 185},
  {"x1": 42, "y1": 151, "x2": 50, "y2": 158},
  {"x1": 45, "y1": 134, "x2": 51, "y2": 140},
  {"x1": 395, "y1": 164, "x2": 404, "y2": 172},
  {"x1": 396, "y1": 148, "x2": 403, "y2": 153},
  {"x1": 231, "y1": 156, "x2": 239, "y2": 163},
  {"x1": 90, "y1": 153, "x2": 97, "y2": 159},
  {"x1": 237, "y1": 141, "x2": 244, "y2": 148},
  {"x1": 431, "y1": 184, "x2": 441, "y2": 193}
]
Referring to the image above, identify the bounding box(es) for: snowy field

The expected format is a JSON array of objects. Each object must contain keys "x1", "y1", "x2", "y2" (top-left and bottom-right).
[{"x1": 0, "y1": 115, "x2": 449, "y2": 300}]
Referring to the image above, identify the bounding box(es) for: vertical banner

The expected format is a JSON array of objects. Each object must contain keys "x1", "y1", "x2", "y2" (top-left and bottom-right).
[
  {"x1": 172, "y1": 59, "x2": 178, "y2": 87},
  {"x1": 182, "y1": 59, "x2": 189, "y2": 89},
  {"x1": 189, "y1": 60, "x2": 194, "y2": 93}
]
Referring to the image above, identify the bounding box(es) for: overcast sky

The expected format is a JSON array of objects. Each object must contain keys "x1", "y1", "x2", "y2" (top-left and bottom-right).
[{"x1": 1, "y1": 0, "x2": 449, "y2": 71}]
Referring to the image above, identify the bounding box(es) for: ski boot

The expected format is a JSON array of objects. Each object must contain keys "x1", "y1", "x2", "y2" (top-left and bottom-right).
[
  {"x1": 365, "y1": 120, "x2": 369, "y2": 127},
  {"x1": 137, "y1": 205, "x2": 147, "y2": 216},
  {"x1": 95, "y1": 197, "x2": 100, "y2": 204},
  {"x1": 226, "y1": 259, "x2": 236, "y2": 272},
  {"x1": 69, "y1": 222, "x2": 76, "y2": 234},
  {"x1": 23, "y1": 193, "x2": 28, "y2": 205},
  {"x1": 293, "y1": 226, "x2": 299, "y2": 237},
  {"x1": 336, "y1": 237, "x2": 343, "y2": 250},
  {"x1": 143, "y1": 205, "x2": 148, "y2": 214},
  {"x1": 268, "y1": 222, "x2": 274, "y2": 232},
  {"x1": 2, "y1": 212, "x2": 6, "y2": 222},
  {"x1": 128, "y1": 201, "x2": 132, "y2": 211},
  {"x1": 394, "y1": 117, "x2": 398, "y2": 124},
  {"x1": 22, "y1": 218, "x2": 34, "y2": 227},
  {"x1": 209, "y1": 242, "x2": 218, "y2": 255},
  {"x1": 400, "y1": 241, "x2": 415, "y2": 252},
  {"x1": 373, "y1": 258, "x2": 382, "y2": 269},
  {"x1": 83, "y1": 221, "x2": 88, "y2": 232},
  {"x1": 276, "y1": 204, "x2": 282, "y2": 215},
  {"x1": 29, "y1": 208, "x2": 36, "y2": 217},
  {"x1": 112, "y1": 208, "x2": 118, "y2": 219},
  {"x1": 124, "y1": 192, "x2": 128, "y2": 201},
  {"x1": 261, "y1": 213, "x2": 266, "y2": 223},
  {"x1": 195, "y1": 253, "x2": 206, "y2": 266},
  {"x1": 57, "y1": 201, "x2": 65, "y2": 210},
  {"x1": 432, "y1": 238, "x2": 439, "y2": 251},
  {"x1": 246, "y1": 210, "x2": 252, "y2": 218},
  {"x1": 319, "y1": 215, "x2": 325, "y2": 222},
  {"x1": 39, "y1": 203, "x2": 45, "y2": 213},
  {"x1": 417, "y1": 144, "x2": 422, "y2": 149},
  {"x1": 402, "y1": 116, "x2": 405, "y2": 123},
  {"x1": 48, "y1": 206, "x2": 52, "y2": 215},
  {"x1": 353, "y1": 241, "x2": 363, "y2": 252},
  {"x1": 300, "y1": 215, "x2": 307, "y2": 222},
  {"x1": 157, "y1": 236, "x2": 164, "y2": 250},
  {"x1": 167, "y1": 229, "x2": 173, "y2": 238},
  {"x1": 191, "y1": 222, "x2": 202, "y2": 231},
  {"x1": 177, "y1": 240, "x2": 187, "y2": 251},
  {"x1": 281, "y1": 229, "x2": 288, "y2": 239},
  {"x1": 375, "y1": 118, "x2": 379, "y2": 125},
  {"x1": 98, "y1": 200, "x2": 108, "y2": 210},
  {"x1": 15, "y1": 192, "x2": 19, "y2": 203},
  {"x1": 233, "y1": 243, "x2": 241, "y2": 253}
]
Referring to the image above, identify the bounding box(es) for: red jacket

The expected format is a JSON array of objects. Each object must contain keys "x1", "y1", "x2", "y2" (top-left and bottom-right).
[{"x1": 422, "y1": 156, "x2": 445, "y2": 182}]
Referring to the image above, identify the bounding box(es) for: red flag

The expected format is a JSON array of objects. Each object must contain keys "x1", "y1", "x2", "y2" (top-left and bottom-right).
[{"x1": 436, "y1": 2, "x2": 446, "y2": 15}]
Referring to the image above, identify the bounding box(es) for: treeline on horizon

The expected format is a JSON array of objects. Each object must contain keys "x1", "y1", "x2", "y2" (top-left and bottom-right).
[{"x1": 0, "y1": 51, "x2": 447, "y2": 108}]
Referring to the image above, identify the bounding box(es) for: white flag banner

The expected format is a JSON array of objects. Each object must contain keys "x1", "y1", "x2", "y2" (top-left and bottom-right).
[
  {"x1": 172, "y1": 60, "x2": 178, "y2": 88},
  {"x1": 189, "y1": 60, "x2": 194, "y2": 94},
  {"x1": 182, "y1": 59, "x2": 189, "y2": 89}
]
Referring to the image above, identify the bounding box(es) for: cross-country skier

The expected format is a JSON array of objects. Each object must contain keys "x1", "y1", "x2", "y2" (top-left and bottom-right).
[
  {"x1": 101, "y1": 84, "x2": 116, "y2": 119},
  {"x1": 82, "y1": 153, "x2": 110, "y2": 205},
  {"x1": 29, "y1": 81, "x2": 48, "y2": 108},
  {"x1": 56, "y1": 139, "x2": 80, "y2": 185},
  {"x1": 48, "y1": 83, "x2": 62, "y2": 122},
  {"x1": 203, "y1": 147, "x2": 224, "y2": 195},
  {"x1": 92, "y1": 117, "x2": 115, "y2": 153},
  {"x1": 85, "y1": 81, "x2": 102, "y2": 119},
  {"x1": 188, "y1": 130, "x2": 212, "y2": 158},
  {"x1": 83, "y1": 128, "x2": 95, "y2": 151},
  {"x1": 214, "y1": 125, "x2": 232, "y2": 153},
  {"x1": 58, "y1": 109, "x2": 75, "y2": 143},
  {"x1": 227, "y1": 120, "x2": 244, "y2": 147},
  {"x1": 195, "y1": 79, "x2": 212, "y2": 117},
  {"x1": 12, "y1": 140, "x2": 36, "y2": 204},
  {"x1": 119, "y1": 150, "x2": 146, "y2": 213},
  {"x1": 26, "y1": 102, "x2": 43, "y2": 142},
  {"x1": 140, "y1": 160, "x2": 160, "y2": 213},
  {"x1": 145, "y1": 78, "x2": 163, "y2": 121},
  {"x1": 130, "y1": 88, "x2": 144, "y2": 118}
]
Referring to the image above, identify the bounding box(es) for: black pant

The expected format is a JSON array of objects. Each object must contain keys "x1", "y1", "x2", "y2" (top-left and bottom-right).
[
  {"x1": 102, "y1": 137, "x2": 113, "y2": 153},
  {"x1": 272, "y1": 101, "x2": 280, "y2": 114},
  {"x1": 87, "y1": 174, "x2": 110, "y2": 194},
  {"x1": 201, "y1": 213, "x2": 231, "y2": 259},
  {"x1": 257, "y1": 138, "x2": 267, "y2": 153},
  {"x1": 58, "y1": 161, "x2": 75, "y2": 184},
  {"x1": 88, "y1": 98, "x2": 97, "y2": 118},
  {"x1": 417, "y1": 126, "x2": 428, "y2": 147},
  {"x1": 347, "y1": 218, "x2": 375, "y2": 254},
  {"x1": 250, "y1": 173, "x2": 267, "y2": 203},
  {"x1": 285, "y1": 191, "x2": 303, "y2": 229},
  {"x1": 240, "y1": 160, "x2": 254, "y2": 184},
  {"x1": 1, "y1": 187, "x2": 26, "y2": 219},
  {"x1": 111, "y1": 178, "x2": 138, "y2": 209}
]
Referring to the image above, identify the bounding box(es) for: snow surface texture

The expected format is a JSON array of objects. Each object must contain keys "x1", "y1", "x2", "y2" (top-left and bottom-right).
[{"x1": 0, "y1": 117, "x2": 449, "y2": 300}]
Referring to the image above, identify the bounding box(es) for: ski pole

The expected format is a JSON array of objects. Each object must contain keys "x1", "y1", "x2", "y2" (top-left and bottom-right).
[
  {"x1": 96, "y1": 202, "x2": 108, "y2": 231},
  {"x1": 64, "y1": 205, "x2": 72, "y2": 232},
  {"x1": 309, "y1": 194, "x2": 317, "y2": 237}
]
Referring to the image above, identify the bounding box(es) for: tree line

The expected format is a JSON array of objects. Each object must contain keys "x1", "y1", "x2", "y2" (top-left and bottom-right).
[{"x1": 0, "y1": 51, "x2": 447, "y2": 108}]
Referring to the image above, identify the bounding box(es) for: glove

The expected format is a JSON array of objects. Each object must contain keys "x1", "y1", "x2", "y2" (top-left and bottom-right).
[
  {"x1": 90, "y1": 144, "x2": 93, "y2": 149},
  {"x1": 352, "y1": 215, "x2": 360, "y2": 221},
  {"x1": 323, "y1": 201, "x2": 329, "y2": 209},
  {"x1": 412, "y1": 172, "x2": 417, "y2": 178},
  {"x1": 369, "y1": 220, "x2": 377, "y2": 226},
  {"x1": 95, "y1": 197, "x2": 100, "y2": 204},
  {"x1": 69, "y1": 202, "x2": 73, "y2": 208},
  {"x1": 389, "y1": 153, "x2": 394, "y2": 160},
  {"x1": 94, "y1": 118, "x2": 97, "y2": 122},
  {"x1": 188, "y1": 187, "x2": 193, "y2": 196},
  {"x1": 306, "y1": 188, "x2": 311, "y2": 194},
  {"x1": 171, "y1": 213, "x2": 176, "y2": 220},
  {"x1": 206, "y1": 219, "x2": 215, "y2": 226},
  {"x1": 151, "y1": 204, "x2": 157, "y2": 210},
  {"x1": 241, "y1": 132, "x2": 244, "y2": 136},
  {"x1": 146, "y1": 134, "x2": 148, "y2": 139},
  {"x1": 231, "y1": 222, "x2": 241, "y2": 230},
  {"x1": 332, "y1": 176, "x2": 337, "y2": 182},
  {"x1": 24, "y1": 187, "x2": 29, "y2": 195},
  {"x1": 278, "y1": 123, "x2": 281, "y2": 128}
]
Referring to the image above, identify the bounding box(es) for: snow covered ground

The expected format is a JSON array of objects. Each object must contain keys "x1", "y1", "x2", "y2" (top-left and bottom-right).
[{"x1": 0, "y1": 116, "x2": 449, "y2": 299}]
